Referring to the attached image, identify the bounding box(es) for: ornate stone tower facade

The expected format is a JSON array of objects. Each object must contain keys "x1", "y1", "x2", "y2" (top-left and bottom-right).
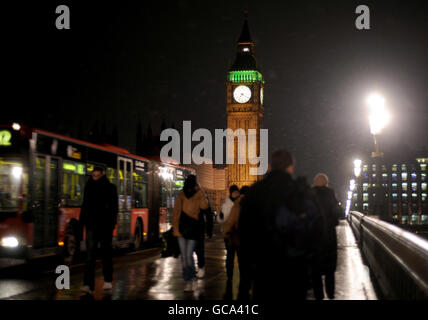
[{"x1": 226, "y1": 15, "x2": 264, "y2": 189}]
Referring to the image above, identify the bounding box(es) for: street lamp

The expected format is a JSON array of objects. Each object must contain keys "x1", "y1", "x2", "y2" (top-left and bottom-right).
[
  {"x1": 366, "y1": 93, "x2": 390, "y2": 220},
  {"x1": 354, "y1": 159, "x2": 362, "y2": 178},
  {"x1": 367, "y1": 93, "x2": 390, "y2": 158},
  {"x1": 352, "y1": 159, "x2": 362, "y2": 212}
]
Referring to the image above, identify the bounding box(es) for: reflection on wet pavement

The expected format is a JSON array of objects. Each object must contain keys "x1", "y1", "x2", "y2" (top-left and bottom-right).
[
  {"x1": 333, "y1": 221, "x2": 377, "y2": 300},
  {"x1": 1, "y1": 221, "x2": 377, "y2": 300}
]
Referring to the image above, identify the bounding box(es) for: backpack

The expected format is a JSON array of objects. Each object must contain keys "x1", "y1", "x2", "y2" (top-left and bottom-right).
[{"x1": 272, "y1": 178, "x2": 321, "y2": 259}]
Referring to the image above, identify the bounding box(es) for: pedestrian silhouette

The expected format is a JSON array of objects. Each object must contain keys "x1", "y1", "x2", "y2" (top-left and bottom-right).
[
  {"x1": 195, "y1": 203, "x2": 214, "y2": 278},
  {"x1": 79, "y1": 166, "x2": 118, "y2": 295},
  {"x1": 223, "y1": 186, "x2": 250, "y2": 300},
  {"x1": 220, "y1": 185, "x2": 240, "y2": 284},
  {"x1": 172, "y1": 175, "x2": 208, "y2": 292},
  {"x1": 239, "y1": 149, "x2": 322, "y2": 300},
  {"x1": 310, "y1": 173, "x2": 343, "y2": 300}
]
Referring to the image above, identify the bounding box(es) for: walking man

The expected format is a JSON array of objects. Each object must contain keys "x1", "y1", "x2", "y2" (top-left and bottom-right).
[
  {"x1": 239, "y1": 149, "x2": 321, "y2": 300},
  {"x1": 79, "y1": 166, "x2": 118, "y2": 294}
]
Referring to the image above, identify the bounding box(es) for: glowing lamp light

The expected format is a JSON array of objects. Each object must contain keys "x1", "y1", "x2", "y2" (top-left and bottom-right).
[
  {"x1": 1, "y1": 236, "x2": 19, "y2": 248},
  {"x1": 367, "y1": 93, "x2": 385, "y2": 109},
  {"x1": 367, "y1": 93, "x2": 390, "y2": 135},
  {"x1": 347, "y1": 191, "x2": 353, "y2": 200},
  {"x1": 354, "y1": 159, "x2": 362, "y2": 177},
  {"x1": 345, "y1": 199, "x2": 352, "y2": 217},
  {"x1": 12, "y1": 123, "x2": 21, "y2": 131},
  {"x1": 11, "y1": 166, "x2": 23, "y2": 179},
  {"x1": 354, "y1": 159, "x2": 362, "y2": 168},
  {"x1": 346, "y1": 200, "x2": 351, "y2": 208},
  {"x1": 159, "y1": 167, "x2": 173, "y2": 180},
  {"x1": 354, "y1": 167, "x2": 361, "y2": 177},
  {"x1": 350, "y1": 179, "x2": 356, "y2": 191}
]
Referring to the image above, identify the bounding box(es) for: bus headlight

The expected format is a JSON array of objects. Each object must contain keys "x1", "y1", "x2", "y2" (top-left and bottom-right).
[
  {"x1": 12, "y1": 123, "x2": 21, "y2": 131},
  {"x1": 1, "y1": 236, "x2": 19, "y2": 248}
]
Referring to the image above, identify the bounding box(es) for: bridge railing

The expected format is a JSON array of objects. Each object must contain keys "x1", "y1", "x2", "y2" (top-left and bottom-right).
[{"x1": 348, "y1": 211, "x2": 428, "y2": 300}]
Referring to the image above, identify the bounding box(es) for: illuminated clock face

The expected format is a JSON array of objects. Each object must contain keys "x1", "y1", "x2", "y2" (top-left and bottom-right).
[
  {"x1": 260, "y1": 87, "x2": 264, "y2": 104},
  {"x1": 233, "y1": 85, "x2": 251, "y2": 104}
]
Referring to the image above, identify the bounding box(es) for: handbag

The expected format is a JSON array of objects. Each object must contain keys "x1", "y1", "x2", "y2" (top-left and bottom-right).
[
  {"x1": 161, "y1": 228, "x2": 180, "y2": 258},
  {"x1": 179, "y1": 211, "x2": 200, "y2": 240}
]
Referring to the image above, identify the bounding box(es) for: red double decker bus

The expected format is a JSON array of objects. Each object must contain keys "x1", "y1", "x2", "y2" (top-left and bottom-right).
[{"x1": 0, "y1": 123, "x2": 193, "y2": 263}]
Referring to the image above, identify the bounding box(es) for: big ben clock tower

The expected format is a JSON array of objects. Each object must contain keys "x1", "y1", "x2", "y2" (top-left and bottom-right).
[{"x1": 226, "y1": 14, "x2": 265, "y2": 188}]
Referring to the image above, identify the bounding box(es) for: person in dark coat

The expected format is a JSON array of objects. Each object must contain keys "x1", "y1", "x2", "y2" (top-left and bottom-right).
[
  {"x1": 79, "y1": 166, "x2": 118, "y2": 294},
  {"x1": 310, "y1": 173, "x2": 342, "y2": 300},
  {"x1": 239, "y1": 149, "x2": 322, "y2": 301},
  {"x1": 195, "y1": 203, "x2": 214, "y2": 278}
]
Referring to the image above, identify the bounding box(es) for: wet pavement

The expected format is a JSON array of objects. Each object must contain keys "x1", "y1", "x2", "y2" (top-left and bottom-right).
[
  {"x1": 0, "y1": 221, "x2": 377, "y2": 300},
  {"x1": 330, "y1": 221, "x2": 377, "y2": 300}
]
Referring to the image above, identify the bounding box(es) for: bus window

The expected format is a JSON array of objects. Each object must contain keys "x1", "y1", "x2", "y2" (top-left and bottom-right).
[
  {"x1": 159, "y1": 167, "x2": 176, "y2": 227},
  {"x1": 0, "y1": 158, "x2": 26, "y2": 212},
  {"x1": 118, "y1": 159, "x2": 132, "y2": 212},
  {"x1": 118, "y1": 163, "x2": 125, "y2": 196},
  {"x1": 133, "y1": 170, "x2": 147, "y2": 208},
  {"x1": 62, "y1": 161, "x2": 86, "y2": 207},
  {"x1": 173, "y1": 179, "x2": 184, "y2": 208},
  {"x1": 160, "y1": 180, "x2": 168, "y2": 208},
  {"x1": 125, "y1": 164, "x2": 132, "y2": 204},
  {"x1": 160, "y1": 177, "x2": 175, "y2": 208},
  {"x1": 33, "y1": 156, "x2": 46, "y2": 207},
  {"x1": 106, "y1": 167, "x2": 117, "y2": 186}
]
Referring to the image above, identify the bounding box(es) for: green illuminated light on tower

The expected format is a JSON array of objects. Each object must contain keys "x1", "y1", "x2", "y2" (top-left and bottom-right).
[{"x1": 228, "y1": 70, "x2": 264, "y2": 84}]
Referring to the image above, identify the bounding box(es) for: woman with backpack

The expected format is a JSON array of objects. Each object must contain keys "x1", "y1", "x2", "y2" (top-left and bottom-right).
[{"x1": 172, "y1": 175, "x2": 208, "y2": 292}]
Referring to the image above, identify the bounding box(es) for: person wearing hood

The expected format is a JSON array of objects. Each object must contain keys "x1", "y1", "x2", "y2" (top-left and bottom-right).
[
  {"x1": 173, "y1": 174, "x2": 208, "y2": 292},
  {"x1": 79, "y1": 166, "x2": 118, "y2": 295}
]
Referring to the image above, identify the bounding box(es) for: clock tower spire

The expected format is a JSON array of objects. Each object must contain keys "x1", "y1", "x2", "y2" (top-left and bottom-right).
[{"x1": 226, "y1": 13, "x2": 265, "y2": 188}]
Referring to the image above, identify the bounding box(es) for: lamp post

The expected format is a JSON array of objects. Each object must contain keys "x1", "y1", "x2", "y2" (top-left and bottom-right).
[
  {"x1": 347, "y1": 179, "x2": 356, "y2": 216},
  {"x1": 367, "y1": 93, "x2": 390, "y2": 220},
  {"x1": 354, "y1": 159, "x2": 362, "y2": 178},
  {"x1": 345, "y1": 190, "x2": 353, "y2": 218},
  {"x1": 367, "y1": 93, "x2": 389, "y2": 158},
  {"x1": 350, "y1": 179, "x2": 356, "y2": 192},
  {"x1": 353, "y1": 159, "x2": 362, "y2": 212}
]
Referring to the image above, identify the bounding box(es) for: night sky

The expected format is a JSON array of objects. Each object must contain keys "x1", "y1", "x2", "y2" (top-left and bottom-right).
[{"x1": 4, "y1": 0, "x2": 428, "y2": 200}]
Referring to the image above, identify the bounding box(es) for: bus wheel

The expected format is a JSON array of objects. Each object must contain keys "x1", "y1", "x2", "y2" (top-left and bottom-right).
[
  {"x1": 63, "y1": 223, "x2": 80, "y2": 265},
  {"x1": 134, "y1": 220, "x2": 142, "y2": 250}
]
